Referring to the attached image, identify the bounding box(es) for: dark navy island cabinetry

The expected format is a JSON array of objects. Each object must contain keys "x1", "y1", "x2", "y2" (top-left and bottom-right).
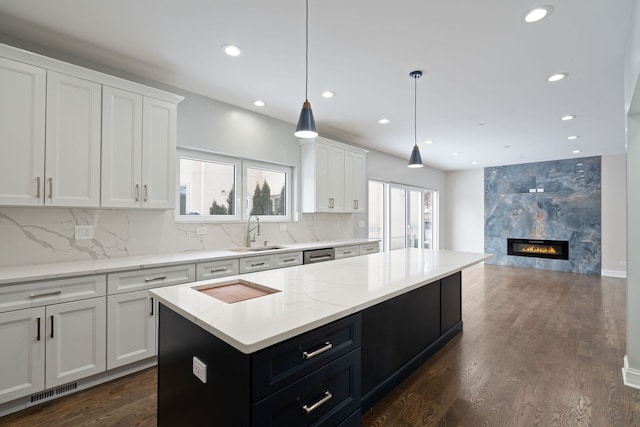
[{"x1": 157, "y1": 271, "x2": 463, "y2": 426}]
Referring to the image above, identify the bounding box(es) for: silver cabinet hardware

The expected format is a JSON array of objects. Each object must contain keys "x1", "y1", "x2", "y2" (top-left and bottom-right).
[
  {"x1": 150, "y1": 297, "x2": 154, "y2": 316},
  {"x1": 302, "y1": 391, "x2": 332, "y2": 414},
  {"x1": 210, "y1": 268, "x2": 227, "y2": 273},
  {"x1": 50, "y1": 315, "x2": 54, "y2": 338},
  {"x1": 302, "y1": 341, "x2": 332, "y2": 359},
  {"x1": 308, "y1": 255, "x2": 332, "y2": 262},
  {"x1": 36, "y1": 177, "x2": 41, "y2": 199},
  {"x1": 251, "y1": 262, "x2": 265, "y2": 267},
  {"x1": 48, "y1": 177, "x2": 53, "y2": 199},
  {"x1": 343, "y1": 251, "x2": 352, "y2": 255},
  {"x1": 144, "y1": 275, "x2": 167, "y2": 282},
  {"x1": 36, "y1": 317, "x2": 41, "y2": 341},
  {"x1": 282, "y1": 258, "x2": 296, "y2": 263},
  {"x1": 143, "y1": 184, "x2": 148, "y2": 202},
  {"x1": 135, "y1": 184, "x2": 140, "y2": 202},
  {"x1": 29, "y1": 290, "x2": 62, "y2": 298}
]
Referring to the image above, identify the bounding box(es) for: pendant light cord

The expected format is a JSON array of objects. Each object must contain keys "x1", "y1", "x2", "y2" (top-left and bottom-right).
[
  {"x1": 305, "y1": 0, "x2": 309, "y2": 101},
  {"x1": 414, "y1": 74, "x2": 417, "y2": 147}
]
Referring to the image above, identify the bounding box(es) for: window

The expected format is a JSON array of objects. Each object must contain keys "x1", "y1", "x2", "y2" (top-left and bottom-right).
[
  {"x1": 368, "y1": 180, "x2": 437, "y2": 251},
  {"x1": 177, "y1": 149, "x2": 292, "y2": 222}
]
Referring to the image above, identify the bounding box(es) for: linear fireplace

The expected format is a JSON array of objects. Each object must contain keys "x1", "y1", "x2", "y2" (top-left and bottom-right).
[{"x1": 507, "y1": 238, "x2": 569, "y2": 260}]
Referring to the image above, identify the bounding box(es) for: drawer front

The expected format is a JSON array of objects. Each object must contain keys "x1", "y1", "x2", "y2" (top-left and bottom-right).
[
  {"x1": 239, "y1": 255, "x2": 275, "y2": 274},
  {"x1": 274, "y1": 251, "x2": 303, "y2": 268},
  {"x1": 252, "y1": 313, "x2": 361, "y2": 401},
  {"x1": 252, "y1": 350, "x2": 361, "y2": 427},
  {"x1": 335, "y1": 245, "x2": 360, "y2": 259},
  {"x1": 359, "y1": 242, "x2": 379, "y2": 255},
  {"x1": 196, "y1": 259, "x2": 239, "y2": 281},
  {"x1": 0, "y1": 275, "x2": 106, "y2": 313},
  {"x1": 107, "y1": 264, "x2": 195, "y2": 294}
]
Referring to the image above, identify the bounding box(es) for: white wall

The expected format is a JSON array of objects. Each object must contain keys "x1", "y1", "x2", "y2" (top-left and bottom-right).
[
  {"x1": 444, "y1": 169, "x2": 484, "y2": 252},
  {"x1": 601, "y1": 154, "x2": 628, "y2": 275}
]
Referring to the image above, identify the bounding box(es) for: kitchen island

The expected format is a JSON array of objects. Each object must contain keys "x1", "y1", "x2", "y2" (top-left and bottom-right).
[{"x1": 151, "y1": 248, "x2": 490, "y2": 426}]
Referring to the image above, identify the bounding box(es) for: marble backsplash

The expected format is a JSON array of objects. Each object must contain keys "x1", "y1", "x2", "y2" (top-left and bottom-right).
[
  {"x1": 0, "y1": 208, "x2": 355, "y2": 268},
  {"x1": 484, "y1": 156, "x2": 601, "y2": 274}
]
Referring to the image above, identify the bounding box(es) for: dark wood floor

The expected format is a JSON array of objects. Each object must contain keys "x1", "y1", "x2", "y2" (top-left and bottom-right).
[{"x1": 2, "y1": 264, "x2": 639, "y2": 426}]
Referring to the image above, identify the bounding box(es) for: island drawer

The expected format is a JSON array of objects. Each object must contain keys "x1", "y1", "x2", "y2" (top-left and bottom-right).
[
  {"x1": 196, "y1": 259, "x2": 239, "y2": 280},
  {"x1": 107, "y1": 264, "x2": 195, "y2": 294},
  {"x1": 251, "y1": 313, "x2": 361, "y2": 401},
  {"x1": 252, "y1": 349, "x2": 361, "y2": 427},
  {"x1": 239, "y1": 254, "x2": 276, "y2": 274},
  {"x1": 359, "y1": 242, "x2": 379, "y2": 255},
  {"x1": 0, "y1": 274, "x2": 106, "y2": 313},
  {"x1": 334, "y1": 245, "x2": 360, "y2": 259}
]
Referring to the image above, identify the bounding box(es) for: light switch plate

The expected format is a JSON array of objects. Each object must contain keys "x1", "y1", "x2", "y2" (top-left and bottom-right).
[
  {"x1": 279, "y1": 224, "x2": 287, "y2": 232},
  {"x1": 359, "y1": 220, "x2": 365, "y2": 228},
  {"x1": 193, "y1": 356, "x2": 207, "y2": 383},
  {"x1": 196, "y1": 226, "x2": 208, "y2": 235},
  {"x1": 75, "y1": 225, "x2": 94, "y2": 240}
]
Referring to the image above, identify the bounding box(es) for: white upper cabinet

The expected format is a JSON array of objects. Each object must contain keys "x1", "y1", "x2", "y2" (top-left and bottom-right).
[
  {"x1": 0, "y1": 57, "x2": 46, "y2": 206},
  {"x1": 0, "y1": 42, "x2": 183, "y2": 209},
  {"x1": 102, "y1": 89, "x2": 176, "y2": 209},
  {"x1": 101, "y1": 86, "x2": 143, "y2": 208},
  {"x1": 141, "y1": 97, "x2": 177, "y2": 209},
  {"x1": 45, "y1": 71, "x2": 102, "y2": 207},
  {"x1": 344, "y1": 150, "x2": 366, "y2": 213},
  {"x1": 300, "y1": 137, "x2": 366, "y2": 213}
]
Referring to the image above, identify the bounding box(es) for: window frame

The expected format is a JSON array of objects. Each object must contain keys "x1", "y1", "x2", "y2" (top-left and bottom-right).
[{"x1": 176, "y1": 148, "x2": 293, "y2": 223}]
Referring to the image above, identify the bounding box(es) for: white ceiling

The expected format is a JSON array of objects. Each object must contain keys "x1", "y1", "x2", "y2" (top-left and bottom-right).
[{"x1": 0, "y1": 0, "x2": 634, "y2": 171}]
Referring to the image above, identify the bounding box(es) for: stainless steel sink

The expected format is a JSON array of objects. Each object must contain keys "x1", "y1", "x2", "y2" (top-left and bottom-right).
[{"x1": 229, "y1": 245, "x2": 287, "y2": 253}]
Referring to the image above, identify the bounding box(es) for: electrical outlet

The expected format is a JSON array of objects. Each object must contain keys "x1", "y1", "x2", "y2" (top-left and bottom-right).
[
  {"x1": 193, "y1": 356, "x2": 207, "y2": 383},
  {"x1": 359, "y1": 220, "x2": 365, "y2": 228},
  {"x1": 279, "y1": 224, "x2": 287, "y2": 232},
  {"x1": 334, "y1": 223, "x2": 341, "y2": 229},
  {"x1": 619, "y1": 261, "x2": 627, "y2": 267},
  {"x1": 75, "y1": 225, "x2": 94, "y2": 240},
  {"x1": 196, "y1": 226, "x2": 207, "y2": 235}
]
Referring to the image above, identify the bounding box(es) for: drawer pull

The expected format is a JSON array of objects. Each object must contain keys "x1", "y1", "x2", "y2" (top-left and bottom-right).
[
  {"x1": 210, "y1": 268, "x2": 227, "y2": 273},
  {"x1": 282, "y1": 258, "x2": 296, "y2": 263},
  {"x1": 29, "y1": 290, "x2": 62, "y2": 299},
  {"x1": 309, "y1": 255, "x2": 332, "y2": 262},
  {"x1": 342, "y1": 251, "x2": 352, "y2": 255},
  {"x1": 251, "y1": 262, "x2": 265, "y2": 267},
  {"x1": 302, "y1": 391, "x2": 332, "y2": 414},
  {"x1": 135, "y1": 184, "x2": 140, "y2": 202},
  {"x1": 145, "y1": 275, "x2": 167, "y2": 282},
  {"x1": 36, "y1": 177, "x2": 41, "y2": 199},
  {"x1": 302, "y1": 342, "x2": 332, "y2": 360}
]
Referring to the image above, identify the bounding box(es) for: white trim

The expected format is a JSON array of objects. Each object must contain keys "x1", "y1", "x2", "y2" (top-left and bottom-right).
[
  {"x1": 622, "y1": 355, "x2": 640, "y2": 389},
  {"x1": 601, "y1": 269, "x2": 627, "y2": 278}
]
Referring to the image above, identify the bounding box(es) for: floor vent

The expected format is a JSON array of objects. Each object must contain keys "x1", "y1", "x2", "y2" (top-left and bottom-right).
[{"x1": 28, "y1": 382, "x2": 78, "y2": 405}]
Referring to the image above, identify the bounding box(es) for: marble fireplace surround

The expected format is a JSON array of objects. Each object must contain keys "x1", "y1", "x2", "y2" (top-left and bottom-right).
[
  {"x1": 484, "y1": 156, "x2": 601, "y2": 275},
  {"x1": 0, "y1": 208, "x2": 356, "y2": 268}
]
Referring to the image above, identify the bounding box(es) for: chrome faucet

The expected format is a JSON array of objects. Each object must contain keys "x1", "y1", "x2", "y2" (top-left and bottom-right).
[{"x1": 246, "y1": 214, "x2": 260, "y2": 247}]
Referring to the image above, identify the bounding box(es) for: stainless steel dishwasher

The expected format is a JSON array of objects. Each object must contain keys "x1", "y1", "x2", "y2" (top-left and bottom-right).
[{"x1": 302, "y1": 247, "x2": 335, "y2": 264}]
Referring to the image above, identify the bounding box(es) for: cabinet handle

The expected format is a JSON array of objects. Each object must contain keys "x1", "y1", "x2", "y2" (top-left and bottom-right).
[
  {"x1": 302, "y1": 341, "x2": 332, "y2": 359},
  {"x1": 210, "y1": 268, "x2": 227, "y2": 273},
  {"x1": 36, "y1": 317, "x2": 41, "y2": 341},
  {"x1": 355, "y1": 200, "x2": 358, "y2": 209},
  {"x1": 50, "y1": 315, "x2": 54, "y2": 338},
  {"x1": 48, "y1": 177, "x2": 53, "y2": 199},
  {"x1": 135, "y1": 184, "x2": 140, "y2": 202},
  {"x1": 343, "y1": 251, "x2": 352, "y2": 255},
  {"x1": 29, "y1": 290, "x2": 62, "y2": 298},
  {"x1": 250, "y1": 262, "x2": 265, "y2": 267},
  {"x1": 36, "y1": 177, "x2": 41, "y2": 199},
  {"x1": 282, "y1": 258, "x2": 296, "y2": 263},
  {"x1": 309, "y1": 255, "x2": 332, "y2": 262},
  {"x1": 150, "y1": 297, "x2": 154, "y2": 316},
  {"x1": 143, "y1": 184, "x2": 148, "y2": 202},
  {"x1": 145, "y1": 275, "x2": 167, "y2": 282},
  {"x1": 302, "y1": 391, "x2": 332, "y2": 414}
]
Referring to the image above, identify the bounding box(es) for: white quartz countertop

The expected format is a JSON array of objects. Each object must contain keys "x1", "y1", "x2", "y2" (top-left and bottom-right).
[
  {"x1": 0, "y1": 239, "x2": 376, "y2": 285},
  {"x1": 151, "y1": 249, "x2": 491, "y2": 354}
]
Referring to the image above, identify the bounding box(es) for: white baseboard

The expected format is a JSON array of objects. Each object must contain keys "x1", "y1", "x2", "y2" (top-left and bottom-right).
[
  {"x1": 622, "y1": 355, "x2": 640, "y2": 389},
  {"x1": 601, "y1": 269, "x2": 627, "y2": 278}
]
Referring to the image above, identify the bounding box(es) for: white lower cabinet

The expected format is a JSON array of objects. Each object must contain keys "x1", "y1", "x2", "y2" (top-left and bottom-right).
[
  {"x1": 107, "y1": 290, "x2": 155, "y2": 369},
  {"x1": 0, "y1": 295, "x2": 106, "y2": 404},
  {"x1": 0, "y1": 307, "x2": 45, "y2": 404}
]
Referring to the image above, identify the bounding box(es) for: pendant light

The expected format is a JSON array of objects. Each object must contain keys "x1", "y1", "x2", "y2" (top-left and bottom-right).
[
  {"x1": 294, "y1": 0, "x2": 318, "y2": 138},
  {"x1": 408, "y1": 70, "x2": 424, "y2": 168}
]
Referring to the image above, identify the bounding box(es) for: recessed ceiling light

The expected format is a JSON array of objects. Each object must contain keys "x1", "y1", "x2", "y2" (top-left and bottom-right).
[
  {"x1": 222, "y1": 44, "x2": 242, "y2": 57},
  {"x1": 253, "y1": 100, "x2": 265, "y2": 107},
  {"x1": 561, "y1": 115, "x2": 576, "y2": 121},
  {"x1": 572, "y1": 149, "x2": 582, "y2": 154},
  {"x1": 451, "y1": 152, "x2": 460, "y2": 156},
  {"x1": 321, "y1": 91, "x2": 334, "y2": 98},
  {"x1": 547, "y1": 73, "x2": 568, "y2": 82},
  {"x1": 424, "y1": 140, "x2": 434, "y2": 144},
  {"x1": 378, "y1": 118, "x2": 390, "y2": 124},
  {"x1": 568, "y1": 135, "x2": 579, "y2": 140},
  {"x1": 524, "y1": 5, "x2": 554, "y2": 23},
  {"x1": 472, "y1": 161, "x2": 479, "y2": 165}
]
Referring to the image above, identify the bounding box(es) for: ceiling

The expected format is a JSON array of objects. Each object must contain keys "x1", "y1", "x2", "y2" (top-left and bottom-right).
[{"x1": 0, "y1": 0, "x2": 634, "y2": 171}]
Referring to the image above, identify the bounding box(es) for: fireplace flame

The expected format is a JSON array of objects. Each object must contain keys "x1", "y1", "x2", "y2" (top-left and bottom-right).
[{"x1": 521, "y1": 245, "x2": 557, "y2": 254}]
